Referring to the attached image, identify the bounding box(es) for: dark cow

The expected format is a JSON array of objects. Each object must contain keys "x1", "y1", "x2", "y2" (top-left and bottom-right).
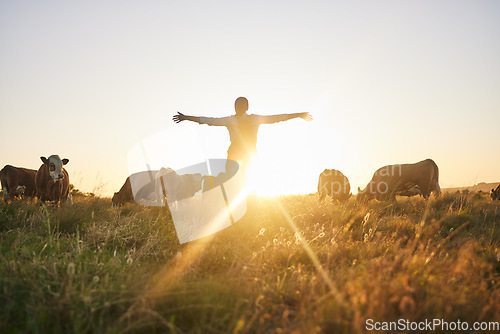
[
  {"x1": 155, "y1": 168, "x2": 202, "y2": 203},
  {"x1": 317, "y1": 169, "x2": 351, "y2": 202},
  {"x1": 112, "y1": 174, "x2": 158, "y2": 206},
  {"x1": 0, "y1": 165, "x2": 37, "y2": 200},
  {"x1": 492, "y1": 184, "x2": 500, "y2": 201},
  {"x1": 113, "y1": 169, "x2": 203, "y2": 206},
  {"x1": 358, "y1": 158, "x2": 441, "y2": 202},
  {"x1": 35, "y1": 155, "x2": 71, "y2": 205},
  {"x1": 112, "y1": 177, "x2": 134, "y2": 206}
]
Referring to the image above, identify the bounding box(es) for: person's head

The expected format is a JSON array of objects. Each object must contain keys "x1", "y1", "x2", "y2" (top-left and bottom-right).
[{"x1": 234, "y1": 97, "x2": 248, "y2": 115}]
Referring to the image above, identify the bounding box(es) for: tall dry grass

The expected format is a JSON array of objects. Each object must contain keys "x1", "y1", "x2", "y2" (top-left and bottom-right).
[{"x1": 0, "y1": 191, "x2": 499, "y2": 333}]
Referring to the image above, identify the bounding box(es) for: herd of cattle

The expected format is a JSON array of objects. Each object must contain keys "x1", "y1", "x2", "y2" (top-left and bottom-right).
[
  {"x1": 318, "y1": 158, "x2": 441, "y2": 202},
  {"x1": 1, "y1": 157, "x2": 500, "y2": 206}
]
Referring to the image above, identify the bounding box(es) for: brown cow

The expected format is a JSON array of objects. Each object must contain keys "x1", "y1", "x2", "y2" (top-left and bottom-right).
[
  {"x1": 113, "y1": 169, "x2": 203, "y2": 206},
  {"x1": 357, "y1": 159, "x2": 441, "y2": 202},
  {"x1": 0, "y1": 165, "x2": 37, "y2": 200},
  {"x1": 492, "y1": 184, "x2": 500, "y2": 201},
  {"x1": 35, "y1": 155, "x2": 70, "y2": 205},
  {"x1": 155, "y1": 168, "x2": 202, "y2": 203},
  {"x1": 112, "y1": 173, "x2": 164, "y2": 207},
  {"x1": 112, "y1": 177, "x2": 134, "y2": 206},
  {"x1": 317, "y1": 169, "x2": 351, "y2": 202}
]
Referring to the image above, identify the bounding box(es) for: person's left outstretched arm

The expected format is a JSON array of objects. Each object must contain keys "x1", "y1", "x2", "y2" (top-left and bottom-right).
[
  {"x1": 172, "y1": 112, "x2": 233, "y2": 126},
  {"x1": 256, "y1": 112, "x2": 313, "y2": 124}
]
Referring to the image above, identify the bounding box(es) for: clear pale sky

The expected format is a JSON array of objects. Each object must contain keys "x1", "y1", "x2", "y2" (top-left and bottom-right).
[{"x1": 1, "y1": 0, "x2": 499, "y2": 196}]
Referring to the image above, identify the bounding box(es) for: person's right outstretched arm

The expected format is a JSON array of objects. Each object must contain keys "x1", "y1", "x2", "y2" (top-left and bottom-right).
[{"x1": 172, "y1": 112, "x2": 201, "y2": 124}]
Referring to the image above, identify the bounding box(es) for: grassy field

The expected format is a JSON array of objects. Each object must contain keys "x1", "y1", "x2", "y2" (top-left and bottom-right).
[{"x1": 1, "y1": 191, "x2": 499, "y2": 333}]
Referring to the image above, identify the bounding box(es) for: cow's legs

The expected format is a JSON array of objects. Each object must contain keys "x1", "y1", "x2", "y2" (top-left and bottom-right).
[
  {"x1": 388, "y1": 180, "x2": 402, "y2": 201},
  {"x1": 432, "y1": 181, "x2": 441, "y2": 197},
  {"x1": 7, "y1": 184, "x2": 17, "y2": 200},
  {"x1": 419, "y1": 182, "x2": 432, "y2": 198},
  {"x1": 38, "y1": 193, "x2": 47, "y2": 202},
  {"x1": 1, "y1": 178, "x2": 9, "y2": 200}
]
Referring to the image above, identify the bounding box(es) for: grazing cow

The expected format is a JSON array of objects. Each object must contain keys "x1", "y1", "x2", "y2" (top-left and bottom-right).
[
  {"x1": 35, "y1": 155, "x2": 70, "y2": 205},
  {"x1": 155, "y1": 168, "x2": 202, "y2": 204},
  {"x1": 317, "y1": 169, "x2": 351, "y2": 202},
  {"x1": 113, "y1": 169, "x2": 203, "y2": 207},
  {"x1": 0, "y1": 165, "x2": 37, "y2": 200},
  {"x1": 357, "y1": 158, "x2": 441, "y2": 202},
  {"x1": 112, "y1": 173, "x2": 159, "y2": 206},
  {"x1": 112, "y1": 177, "x2": 134, "y2": 206},
  {"x1": 492, "y1": 184, "x2": 500, "y2": 201},
  {"x1": 202, "y1": 172, "x2": 229, "y2": 192}
]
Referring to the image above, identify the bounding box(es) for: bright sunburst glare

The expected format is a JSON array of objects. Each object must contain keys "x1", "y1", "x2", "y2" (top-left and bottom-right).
[
  {"x1": 246, "y1": 113, "x2": 360, "y2": 197},
  {"x1": 246, "y1": 154, "x2": 284, "y2": 197}
]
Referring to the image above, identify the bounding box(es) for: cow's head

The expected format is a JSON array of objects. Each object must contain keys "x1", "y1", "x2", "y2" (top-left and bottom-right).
[
  {"x1": 112, "y1": 192, "x2": 119, "y2": 207},
  {"x1": 41, "y1": 155, "x2": 69, "y2": 182},
  {"x1": 357, "y1": 187, "x2": 366, "y2": 203}
]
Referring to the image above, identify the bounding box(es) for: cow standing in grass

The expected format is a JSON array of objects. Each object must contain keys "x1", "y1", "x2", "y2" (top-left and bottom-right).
[
  {"x1": 35, "y1": 155, "x2": 71, "y2": 205},
  {"x1": 358, "y1": 159, "x2": 441, "y2": 202},
  {"x1": 0, "y1": 165, "x2": 37, "y2": 200},
  {"x1": 318, "y1": 169, "x2": 351, "y2": 202},
  {"x1": 113, "y1": 170, "x2": 203, "y2": 207},
  {"x1": 112, "y1": 177, "x2": 134, "y2": 206},
  {"x1": 155, "y1": 168, "x2": 202, "y2": 204}
]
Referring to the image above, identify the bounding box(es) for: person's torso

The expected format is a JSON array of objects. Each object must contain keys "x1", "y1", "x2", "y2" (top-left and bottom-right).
[{"x1": 226, "y1": 114, "x2": 260, "y2": 157}]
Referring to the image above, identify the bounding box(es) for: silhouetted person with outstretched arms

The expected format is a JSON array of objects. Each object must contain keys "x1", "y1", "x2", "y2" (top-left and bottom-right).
[{"x1": 172, "y1": 97, "x2": 312, "y2": 179}]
